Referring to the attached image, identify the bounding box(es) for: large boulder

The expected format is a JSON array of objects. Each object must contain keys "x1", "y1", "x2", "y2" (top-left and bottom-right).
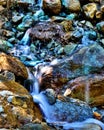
[
  {"x1": 0, "y1": 77, "x2": 42, "y2": 128},
  {"x1": 68, "y1": 74, "x2": 104, "y2": 106},
  {"x1": 0, "y1": 53, "x2": 28, "y2": 79},
  {"x1": 29, "y1": 21, "x2": 72, "y2": 44},
  {"x1": 32, "y1": 90, "x2": 93, "y2": 123}
]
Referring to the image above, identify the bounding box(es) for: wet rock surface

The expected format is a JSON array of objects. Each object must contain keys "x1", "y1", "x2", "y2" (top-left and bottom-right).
[
  {"x1": 0, "y1": 53, "x2": 28, "y2": 79},
  {"x1": 0, "y1": 80, "x2": 42, "y2": 128}
]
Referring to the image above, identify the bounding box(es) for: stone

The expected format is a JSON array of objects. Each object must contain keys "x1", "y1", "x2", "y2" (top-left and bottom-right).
[
  {"x1": 0, "y1": 39, "x2": 13, "y2": 52},
  {"x1": 83, "y1": 3, "x2": 97, "y2": 19},
  {"x1": 2, "y1": 29, "x2": 15, "y2": 37},
  {"x1": 0, "y1": 70, "x2": 15, "y2": 81},
  {"x1": 95, "y1": 11, "x2": 102, "y2": 19},
  {"x1": 20, "y1": 123, "x2": 56, "y2": 130},
  {"x1": 0, "y1": 53, "x2": 28, "y2": 79},
  {"x1": 12, "y1": 14, "x2": 24, "y2": 23},
  {"x1": 17, "y1": 14, "x2": 33, "y2": 31},
  {"x1": 29, "y1": 21, "x2": 71, "y2": 44},
  {"x1": 0, "y1": 80, "x2": 42, "y2": 128},
  {"x1": 96, "y1": 21, "x2": 104, "y2": 34},
  {"x1": 67, "y1": 74, "x2": 104, "y2": 106},
  {"x1": 43, "y1": 0, "x2": 62, "y2": 15},
  {"x1": 0, "y1": 5, "x2": 5, "y2": 11},
  {"x1": 39, "y1": 91, "x2": 93, "y2": 122},
  {"x1": 62, "y1": 0, "x2": 81, "y2": 13},
  {"x1": 64, "y1": 44, "x2": 77, "y2": 55}
]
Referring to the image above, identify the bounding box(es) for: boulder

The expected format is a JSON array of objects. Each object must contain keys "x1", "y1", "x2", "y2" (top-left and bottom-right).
[
  {"x1": 68, "y1": 74, "x2": 104, "y2": 106},
  {"x1": 83, "y1": 3, "x2": 97, "y2": 19},
  {"x1": 29, "y1": 21, "x2": 72, "y2": 44},
  {"x1": 43, "y1": 0, "x2": 62, "y2": 15},
  {"x1": 96, "y1": 21, "x2": 104, "y2": 34},
  {"x1": 0, "y1": 79, "x2": 42, "y2": 128},
  {"x1": 62, "y1": 0, "x2": 81, "y2": 13},
  {"x1": 0, "y1": 53, "x2": 28, "y2": 79},
  {"x1": 34, "y1": 90, "x2": 93, "y2": 123}
]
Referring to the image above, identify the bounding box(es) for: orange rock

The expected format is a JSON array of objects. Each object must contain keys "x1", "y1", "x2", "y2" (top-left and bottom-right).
[
  {"x1": 0, "y1": 53, "x2": 28, "y2": 79},
  {"x1": 93, "y1": 112, "x2": 102, "y2": 120}
]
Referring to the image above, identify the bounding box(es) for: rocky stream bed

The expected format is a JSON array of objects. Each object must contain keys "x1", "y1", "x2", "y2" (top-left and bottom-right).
[{"x1": 0, "y1": 0, "x2": 104, "y2": 129}]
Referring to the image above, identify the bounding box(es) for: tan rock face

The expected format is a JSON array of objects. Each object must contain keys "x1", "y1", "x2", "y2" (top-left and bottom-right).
[
  {"x1": 0, "y1": 80, "x2": 42, "y2": 128},
  {"x1": 0, "y1": 53, "x2": 28, "y2": 79},
  {"x1": 62, "y1": 0, "x2": 81, "y2": 12},
  {"x1": 83, "y1": 3, "x2": 97, "y2": 19},
  {"x1": 68, "y1": 74, "x2": 104, "y2": 106},
  {"x1": 43, "y1": 0, "x2": 62, "y2": 15}
]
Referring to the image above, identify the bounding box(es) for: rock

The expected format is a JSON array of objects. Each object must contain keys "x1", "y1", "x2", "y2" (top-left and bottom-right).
[
  {"x1": 0, "y1": 53, "x2": 28, "y2": 79},
  {"x1": 0, "y1": 70, "x2": 15, "y2": 81},
  {"x1": 62, "y1": 0, "x2": 81, "y2": 13},
  {"x1": 101, "y1": 4, "x2": 104, "y2": 13},
  {"x1": 33, "y1": 9, "x2": 45, "y2": 21},
  {"x1": 17, "y1": 14, "x2": 33, "y2": 31},
  {"x1": 83, "y1": 3, "x2": 97, "y2": 19},
  {"x1": 64, "y1": 44, "x2": 77, "y2": 55},
  {"x1": 60, "y1": 20, "x2": 72, "y2": 32},
  {"x1": 96, "y1": 21, "x2": 104, "y2": 34},
  {"x1": 0, "y1": 5, "x2": 5, "y2": 11},
  {"x1": 67, "y1": 74, "x2": 104, "y2": 106},
  {"x1": 0, "y1": 19, "x2": 4, "y2": 29},
  {"x1": 20, "y1": 123, "x2": 56, "y2": 130},
  {"x1": 2, "y1": 29, "x2": 15, "y2": 37},
  {"x1": 29, "y1": 21, "x2": 71, "y2": 44},
  {"x1": 0, "y1": 80, "x2": 42, "y2": 128},
  {"x1": 43, "y1": 0, "x2": 62, "y2": 15},
  {"x1": 95, "y1": 10, "x2": 102, "y2": 19},
  {"x1": 0, "y1": 39, "x2": 13, "y2": 52},
  {"x1": 12, "y1": 14, "x2": 24, "y2": 23},
  {"x1": 40, "y1": 91, "x2": 93, "y2": 122}
]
